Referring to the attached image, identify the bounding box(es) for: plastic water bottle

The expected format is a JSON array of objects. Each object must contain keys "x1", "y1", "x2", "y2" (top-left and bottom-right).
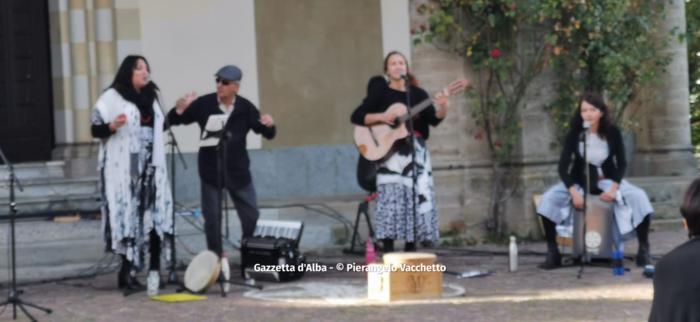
[
  {"x1": 508, "y1": 236, "x2": 518, "y2": 272},
  {"x1": 365, "y1": 237, "x2": 376, "y2": 265},
  {"x1": 612, "y1": 250, "x2": 625, "y2": 276},
  {"x1": 147, "y1": 270, "x2": 159, "y2": 296}
]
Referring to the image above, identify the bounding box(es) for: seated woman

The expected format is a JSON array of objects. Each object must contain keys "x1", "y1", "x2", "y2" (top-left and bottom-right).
[
  {"x1": 649, "y1": 177, "x2": 700, "y2": 321},
  {"x1": 536, "y1": 92, "x2": 654, "y2": 269}
]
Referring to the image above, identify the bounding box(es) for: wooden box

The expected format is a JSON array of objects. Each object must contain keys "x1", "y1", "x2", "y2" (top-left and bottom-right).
[{"x1": 367, "y1": 252, "x2": 443, "y2": 301}]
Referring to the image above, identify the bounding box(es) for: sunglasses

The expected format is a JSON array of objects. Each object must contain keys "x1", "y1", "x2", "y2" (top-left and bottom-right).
[{"x1": 215, "y1": 78, "x2": 231, "y2": 86}]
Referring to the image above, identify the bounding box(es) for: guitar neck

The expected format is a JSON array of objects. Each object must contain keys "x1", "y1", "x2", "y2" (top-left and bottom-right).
[
  {"x1": 393, "y1": 79, "x2": 467, "y2": 124},
  {"x1": 397, "y1": 98, "x2": 433, "y2": 123}
]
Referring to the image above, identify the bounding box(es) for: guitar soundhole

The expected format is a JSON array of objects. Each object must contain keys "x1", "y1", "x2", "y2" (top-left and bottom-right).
[{"x1": 390, "y1": 118, "x2": 400, "y2": 129}]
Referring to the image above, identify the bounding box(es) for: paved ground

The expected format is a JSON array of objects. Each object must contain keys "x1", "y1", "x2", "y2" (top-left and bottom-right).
[{"x1": 0, "y1": 227, "x2": 688, "y2": 322}]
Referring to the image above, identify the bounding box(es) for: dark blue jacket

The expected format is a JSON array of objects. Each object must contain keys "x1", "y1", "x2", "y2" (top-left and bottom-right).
[{"x1": 168, "y1": 93, "x2": 276, "y2": 188}]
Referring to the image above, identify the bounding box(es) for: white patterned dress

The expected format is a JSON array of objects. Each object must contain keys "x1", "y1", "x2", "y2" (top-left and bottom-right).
[
  {"x1": 92, "y1": 89, "x2": 173, "y2": 270},
  {"x1": 374, "y1": 137, "x2": 439, "y2": 242}
]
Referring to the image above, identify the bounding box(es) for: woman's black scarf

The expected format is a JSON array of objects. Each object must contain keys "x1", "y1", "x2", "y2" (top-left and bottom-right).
[{"x1": 113, "y1": 82, "x2": 158, "y2": 127}]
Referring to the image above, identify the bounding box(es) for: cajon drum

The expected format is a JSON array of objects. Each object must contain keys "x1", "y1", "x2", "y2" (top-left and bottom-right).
[
  {"x1": 367, "y1": 252, "x2": 443, "y2": 301},
  {"x1": 572, "y1": 196, "x2": 615, "y2": 259}
]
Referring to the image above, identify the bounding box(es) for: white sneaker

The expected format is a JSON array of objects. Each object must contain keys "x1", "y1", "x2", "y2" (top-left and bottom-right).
[
  {"x1": 221, "y1": 257, "x2": 230, "y2": 293},
  {"x1": 244, "y1": 278, "x2": 256, "y2": 286},
  {"x1": 147, "y1": 270, "x2": 159, "y2": 296}
]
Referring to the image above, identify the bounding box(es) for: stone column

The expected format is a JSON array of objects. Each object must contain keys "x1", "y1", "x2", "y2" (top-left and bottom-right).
[
  {"x1": 67, "y1": 0, "x2": 92, "y2": 143},
  {"x1": 632, "y1": 0, "x2": 697, "y2": 176},
  {"x1": 49, "y1": 0, "x2": 74, "y2": 144},
  {"x1": 50, "y1": 0, "x2": 122, "y2": 144},
  {"x1": 93, "y1": 0, "x2": 116, "y2": 95}
]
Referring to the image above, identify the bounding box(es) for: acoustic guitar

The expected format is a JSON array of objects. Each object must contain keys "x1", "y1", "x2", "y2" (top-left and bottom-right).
[{"x1": 353, "y1": 79, "x2": 470, "y2": 161}]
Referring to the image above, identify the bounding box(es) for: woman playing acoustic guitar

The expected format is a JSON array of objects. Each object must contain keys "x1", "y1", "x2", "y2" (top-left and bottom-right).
[{"x1": 350, "y1": 51, "x2": 456, "y2": 252}]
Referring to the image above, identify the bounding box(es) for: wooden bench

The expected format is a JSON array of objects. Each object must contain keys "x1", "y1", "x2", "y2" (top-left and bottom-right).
[{"x1": 533, "y1": 194, "x2": 572, "y2": 252}]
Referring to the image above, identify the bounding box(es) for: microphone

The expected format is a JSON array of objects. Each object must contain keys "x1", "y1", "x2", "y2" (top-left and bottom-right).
[{"x1": 580, "y1": 121, "x2": 591, "y2": 140}]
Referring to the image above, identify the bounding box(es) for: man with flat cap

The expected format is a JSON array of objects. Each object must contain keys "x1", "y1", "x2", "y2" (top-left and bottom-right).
[{"x1": 168, "y1": 65, "x2": 275, "y2": 264}]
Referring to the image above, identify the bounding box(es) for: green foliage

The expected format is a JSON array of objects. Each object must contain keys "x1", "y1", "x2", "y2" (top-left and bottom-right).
[
  {"x1": 416, "y1": 0, "x2": 551, "y2": 235},
  {"x1": 688, "y1": 0, "x2": 700, "y2": 145},
  {"x1": 544, "y1": 0, "x2": 670, "y2": 139}
]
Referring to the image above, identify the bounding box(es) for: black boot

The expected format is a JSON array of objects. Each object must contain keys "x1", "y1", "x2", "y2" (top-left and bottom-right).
[
  {"x1": 149, "y1": 230, "x2": 165, "y2": 288},
  {"x1": 383, "y1": 238, "x2": 394, "y2": 253},
  {"x1": 538, "y1": 215, "x2": 561, "y2": 270},
  {"x1": 117, "y1": 255, "x2": 130, "y2": 289},
  {"x1": 404, "y1": 242, "x2": 417, "y2": 252},
  {"x1": 127, "y1": 272, "x2": 145, "y2": 290},
  {"x1": 420, "y1": 240, "x2": 434, "y2": 248},
  {"x1": 540, "y1": 248, "x2": 562, "y2": 270},
  {"x1": 149, "y1": 230, "x2": 161, "y2": 271},
  {"x1": 636, "y1": 215, "x2": 652, "y2": 267},
  {"x1": 118, "y1": 255, "x2": 145, "y2": 291}
]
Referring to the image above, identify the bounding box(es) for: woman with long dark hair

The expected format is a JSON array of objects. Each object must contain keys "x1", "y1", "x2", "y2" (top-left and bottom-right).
[
  {"x1": 351, "y1": 51, "x2": 450, "y2": 252},
  {"x1": 91, "y1": 55, "x2": 173, "y2": 294},
  {"x1": 536, "y1": 92, "x2": 654, "y2": 269}
]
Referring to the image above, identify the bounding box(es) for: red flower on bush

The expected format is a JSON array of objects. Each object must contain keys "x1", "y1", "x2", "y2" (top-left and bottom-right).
[
  {"x1": 494, "y1": 138, "x2": 504, "y2": 147},
  {"x1": 490, "y1": 48, "x2": 502, "y2": 58}
]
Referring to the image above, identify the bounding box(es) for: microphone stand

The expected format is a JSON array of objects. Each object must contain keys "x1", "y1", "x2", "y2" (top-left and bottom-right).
[
  {"x1": 577, "y1": 125, "x2": 590, "y2": 279},
  {"x1": 214, "y1": 120, "x2": 262, "y2": 295},
  {"x1": 216, "y1": 120, "x2": 229, "y2": 297},
  {"x1": 402, "y1": 75, "x2": 418, "y2": 250},
  {"x1": 0, "y1": 146, "x2": 53, "y2": 321},
  {"x1": 163, "y1": 109, "x2": 187, "y2": 285}
]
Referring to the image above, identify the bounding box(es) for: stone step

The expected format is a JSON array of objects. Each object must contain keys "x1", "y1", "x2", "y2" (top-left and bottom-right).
[
  {"x1": 0, "y1": 193, "x2": 101, "y2": 216},
  {"x1": 651, "y1": 218, "x2": 684, "y2": 232},
  {"x1": 0, "y1": 157, "x2": 100, "y2": 216},
  {"x1": 626, "y1": 176, "x2": 690, "y2": 220},
  {"x1": 0, "y1": 198, "x2": 358, "y2": 282},
  {"x1": 0, "y1": 176, "x2": 99, "y2": 200},
  {"x1": 0, "y1": 160, "x2": 65, "y2": 181},
  {"x1": 0, "y1": 217, "x2": 195, "y2": 283}
]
